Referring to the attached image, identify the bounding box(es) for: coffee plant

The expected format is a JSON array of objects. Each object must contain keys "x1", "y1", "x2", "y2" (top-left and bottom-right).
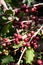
[{"x1": 0, "y1": 0, "x2": 43, "y2": 65}]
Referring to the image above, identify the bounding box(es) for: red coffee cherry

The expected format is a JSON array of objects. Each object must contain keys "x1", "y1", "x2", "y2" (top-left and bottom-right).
[
  {"x1": 37, "y1": 59, "x2": 42, "y2": 65},
  {"x1": 26, "y1": 42, "x2": 30, "y2": 47},
  {"x1": 22, "y1": 42, "x2": 26, "y2": 46}
]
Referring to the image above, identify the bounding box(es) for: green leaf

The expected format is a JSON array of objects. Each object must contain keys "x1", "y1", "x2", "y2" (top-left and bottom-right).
[
  {"x1": 20, "y1": 60, "x2": 23, "y2": 64},
  {"x1": 24, "y1": 48, "x2": 35, "y2": 64},
  {"x1": 27, "y1": 0, "x2": 35, "y2": 6},
  {"x1": 22, "y1": 0, "x2": 26, "y2": 3},
  {"x1": 5, "y1": 0, "x2": 12, "y2": 3},
  {"x1": 38, "y1": 32, "x2": 41, "y2": 36},
  {"x1": 22, "y1": 0, "x2": 35, "y2": 6},
  {"x1": 2, "y1": 16, "x2": 7, "y2": 20},
  {"x1": 1, "y1": 22, "x2": 12, "y2": 35},
  {"x1": 0, "y1": 9, "x2": 3, "y2": 15},
  {"x1": 41, "y1": 36, "x2": 43, "y2": 39},
  {"x1": 11, "y1": 0, "x2": 20, "y2": 7},
  {"x1": 17, "y1": 12, "x2": 24, "y2": 18},
  {"x1": 5, "y1": 10, "x2": 13, "y2": 15},
  {"x1": 2, "y1": 55, "x2": 14, "y2": 64},
  {"x1": 0, "y1": 45, "x2": 2, "y2": 51}
]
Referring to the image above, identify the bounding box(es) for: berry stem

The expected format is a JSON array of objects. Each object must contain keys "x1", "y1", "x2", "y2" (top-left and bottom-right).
[{"x1": 33, "y1": 3, "x2": 43, "y2": 7}]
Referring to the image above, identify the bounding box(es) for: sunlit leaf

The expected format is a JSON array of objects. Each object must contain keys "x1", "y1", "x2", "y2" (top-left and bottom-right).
[{"x1": 24, "y1": 48, "x2": 35, "y2": 64}]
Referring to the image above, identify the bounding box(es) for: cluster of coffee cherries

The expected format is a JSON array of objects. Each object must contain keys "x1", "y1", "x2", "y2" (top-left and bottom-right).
[
  {"x1": 12, "y1": 33, "x2": 22, "y2": 44},
  {"x1": 1, "y1": 29, "x2": 40, "y2": 51},
  {"x1": 1, "y1": 38, "x2": 11, "y2": 47},
  {"x1": 11, "y1": 30, "x2": 40, "y2": 50},
  {"x1": 30, "y1": 35, "x2": 39, "y2": 50},
  {"x1": 14, "y1": 4, "x2": 37, "y2": 15},
  {"x1": 13, "y1": 21, "x2": 31, "y2": 29},
  {"x1": 14, "y1": 3, "x2": 43, "y2": 25}
]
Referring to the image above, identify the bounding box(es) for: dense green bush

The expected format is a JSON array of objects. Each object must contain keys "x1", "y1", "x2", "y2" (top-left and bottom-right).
[{"x1": 0, "y1": 0, "x2": 43, "y2": 65}]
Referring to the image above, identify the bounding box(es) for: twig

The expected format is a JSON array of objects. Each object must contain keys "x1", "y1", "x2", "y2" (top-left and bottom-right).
[
  {"x1": 16, "y1": 25, "x2": 43, "y2": 65},
  {"x1": 1, "y1": 0, "x2": 43, "y2": 12},
  {"x1": 29, "y1": 25, "x2": 43, "y2": 42},
  {"x1": 15, "y1": 47, "x2": 27, "y2": 65},
  {"x1": 0, "y1": 0, "x2": 8, "y2": 11},
  {"x1": 33, "y1": 3, "x2": 43, "y2": 7}
]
